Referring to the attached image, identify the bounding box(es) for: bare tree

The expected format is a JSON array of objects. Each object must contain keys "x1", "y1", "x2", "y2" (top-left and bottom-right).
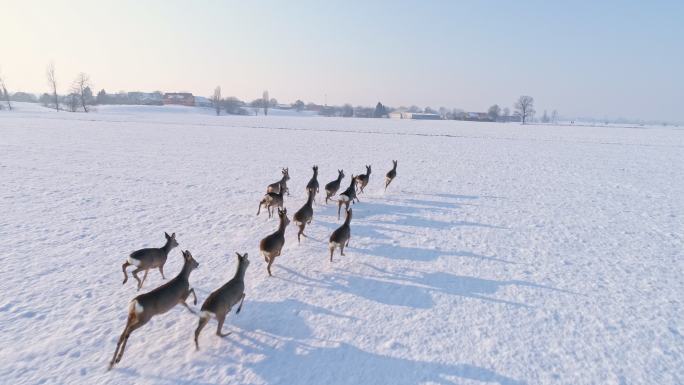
[
  {"x1": 212, "y1": 86, "x2": 221, "y2": 115},
  {"x1": 67, "y1": 93, "x2": 79, "y2": 112},
  {"x1": 487, "y1": 104, "x2": 501, "y2": 121},
  {"x1": 262, "y1": 90, "x2": 269, "y2": 116},
  {"x1": 503, "y1": 107, "x2": 510, "y2": 121},
  {"x1": 541, "y1": 110, "x2": 550, "y2": 123},
  {"x1": 0, "y1": 71, "x2": 11, "y2": 110},
  {"x1": 72, "y1": 73, "x2": 91, "y2": 112},
  {"x1": 514, "y1": 95, "x2": 535, "y2": 124},
  {"x1": 293, "y1": 99, "x2": 305, "y2": 111},
  {"x1": 551, "y1": 110, "x2": 559, "y2": 124},
  {"x1": 46, "y1": 62, "x2": 59, "y2": 111}
]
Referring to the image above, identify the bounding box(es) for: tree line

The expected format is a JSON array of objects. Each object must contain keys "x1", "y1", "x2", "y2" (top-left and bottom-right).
[{"x1": 0, "y1": 64, "x2": 556, "y2": 124}]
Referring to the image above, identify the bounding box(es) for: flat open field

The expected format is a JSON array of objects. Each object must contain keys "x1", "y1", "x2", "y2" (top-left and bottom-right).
[{"x1": 1, "y1": 104, "x2": 682, "y2": 384}]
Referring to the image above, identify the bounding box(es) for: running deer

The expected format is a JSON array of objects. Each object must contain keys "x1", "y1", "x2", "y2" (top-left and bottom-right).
[
  {"x1": 259, "y1": 208, "x2": 290, "y2": 276},
  {"x1": 337, "y1": 175, "x2": 358, "y2": 220},
  {"x1": 384, "y1": 160, "x2": 397, "y2": 191},
  {"x1": 194, "y1": 252, "x2": 250, "y2": 350},
  {"x1": 329, "y1": 208, "x2": 352, "y2": 262},
  {"x1": 109, "y1": 250, "x2": 199, "y2": 370},
  {"x1": 267, "y1": 167, "x2": 290, "y2": 196},
  {"x1": 293, "y1": 189, "x2": 315, "y2": 243},
  {"x1": 354, "y1": 165, "x2": 372, "y2": 194},
  {"x1": 257, "y1": 189, "x2": 284, "y2": 218},
  {"x1": 122, "y1": 232, "x2": 179, "y2": 291},
  {"x1": 325, "y1": 169, "x2": 345, "y2": 204},
  {"x1": 305, "y1": 165, "x2": 319, "y2": 199}
]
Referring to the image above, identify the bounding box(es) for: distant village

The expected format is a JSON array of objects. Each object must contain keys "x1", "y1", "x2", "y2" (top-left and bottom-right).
[{"x1": 6, "y1": 87, "x2": 540, "y2": 123}]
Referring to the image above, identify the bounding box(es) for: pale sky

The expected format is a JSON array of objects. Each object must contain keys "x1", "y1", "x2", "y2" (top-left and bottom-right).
[{"x1": 4, "y1": 0, "x2": 683, "y2": 122}]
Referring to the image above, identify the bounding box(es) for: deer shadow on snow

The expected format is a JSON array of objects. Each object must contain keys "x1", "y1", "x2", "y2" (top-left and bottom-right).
[
  {"x1": 247, "y1": 340, "x2": 527, "y2": 385},
  {"x1": 279, "y1": 265, "x2": 568, "y2": 310},
  {"x1": 204, "y1": 297, "x2": 527, "y2": 385}
]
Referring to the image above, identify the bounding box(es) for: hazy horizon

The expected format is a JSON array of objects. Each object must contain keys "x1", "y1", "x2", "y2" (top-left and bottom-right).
[{"x1": 4, "y1": 0, "x2": 683, "y2": 122}]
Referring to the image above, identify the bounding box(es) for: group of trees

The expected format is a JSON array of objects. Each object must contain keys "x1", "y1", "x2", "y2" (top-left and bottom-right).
[
  {"x1": 211, "y1": 88, "x2": 284, "y2": 116},
  {"x1": 485, "y1": 96, "x2": 556, "y2": 124},
  {"x1": 33, "y1": 63, "x2": 95, "y2": 112}
]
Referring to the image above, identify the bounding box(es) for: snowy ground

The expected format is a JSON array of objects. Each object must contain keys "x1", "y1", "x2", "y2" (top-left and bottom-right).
[{"x1": 1, "y1": 104, "x2": 682, "y2": 385}]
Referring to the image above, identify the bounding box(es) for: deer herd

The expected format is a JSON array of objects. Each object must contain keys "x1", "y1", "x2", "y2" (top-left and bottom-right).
[{"x1": 110, "y1": 160, "x2": 398, "y2": 370}]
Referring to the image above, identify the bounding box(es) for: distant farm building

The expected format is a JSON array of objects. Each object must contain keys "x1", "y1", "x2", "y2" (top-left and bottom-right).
[
  {"x1": 128, "y1": 92, "x2": 163, "y2": 105},
  {"x1": 411, "y1": 113, "x2": 441, "y2": 120},
  {"x1": 194, "y1": 96, "x2": 212, "y2": 107},
  {"x1": 389, "y1": 111, "x2": 441, "y2": 120},
  {"x1": 464, "y1": 112, "x2": 491, "y2": 121},
  {"x1": 163, "y1": 93, "x2": 195, "y2": 106}
]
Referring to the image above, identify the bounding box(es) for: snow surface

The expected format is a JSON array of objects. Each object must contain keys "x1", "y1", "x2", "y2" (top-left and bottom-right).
[{"x1": 1, "y1": 103, "x2": 683, "y2": 385}]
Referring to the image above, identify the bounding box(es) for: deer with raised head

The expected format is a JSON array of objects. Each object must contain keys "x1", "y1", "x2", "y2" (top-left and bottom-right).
[
  {"x1": 384, "y1": 160, "x2": 397, "y2": 191},
  {"x1": 259, "y1": 208, "x2": 290, "y2": 276},
  {"x1": 325, "y1": 169, "x2": 345, "y2": 204},
  {"x1": 257, "y1": 189, "x2": 284, "y2": 218},
  {"x1": 354, "y1": 165, "x2": 372, "y2": 194},
  {"x1": 109, "y1": 250, "x2": 199, "y2": 370},
  {"x1": 329, "y1": 208, "x2": 352, "y2": 262},
  {"x1": 305, "y1": 165, "x2": 319, "y2": 200},
  {"x1": 194, "y1": 252, "x2": 250, "y2": 350},
  {"x1": 337, "y1": 175, "x2": 358, "y2": 220},
  {"x1": 121, "y1": 232, "x2": 178, "y2": 291},
  {"x1": 267, "y1": 167, "x2": 290, "y2": 196},
  {"x1": 293, "y1": 189, "x2": 315, "y2": 243}
]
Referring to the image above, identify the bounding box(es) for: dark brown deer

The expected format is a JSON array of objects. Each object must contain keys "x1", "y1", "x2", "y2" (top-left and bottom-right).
[
  {"x1": 354, "y1": 165, "x2": 372, "y2": 194},
  {"x1": 259, "y1": 208, "x2": 290, "y2": 276},
  {"x1": 257, "y1": 189, "x2": 284, "y2": 218},
  {"x1": 194, "y1": 252, "x2": 250, "y2": 350},
  {"x1": 267, "y1": 167, "x2": 290, "y2": 196},
  {"x1": 108, "y1": 250, "x2": 199, "y2": 370},
  {"x1": 329, "y1": 208, "x2": 352, "y2": 262},
  {"x1": 121, "y1": 232, "x2": 179, "y2": 291},
  {"x1": 384, "y1": 160, "x2": 397, "y2": 191},
  {"x1": 337, "y1": 175, "x2": 358, "y2": 220},
  {"x1": 293, "y1": 189, "x2": 315, "y2": 243},
  {"x1": 325, "y1": 169, "x2": 344, "y2": 204},
  {"x1": 305, "y1": 165, "x2": 319, "y2": 200}
]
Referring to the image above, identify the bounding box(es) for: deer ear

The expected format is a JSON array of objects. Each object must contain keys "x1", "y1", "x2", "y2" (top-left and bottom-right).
[
  {"x1": 171, "y1": 232, "x2": 176, "y2": 238},
  {"x1": 243, "y1": 253, "x2": 248, "y2": 259},
  {"x1": 165, "y1": 232, "x2": 170, "y2": 239}
]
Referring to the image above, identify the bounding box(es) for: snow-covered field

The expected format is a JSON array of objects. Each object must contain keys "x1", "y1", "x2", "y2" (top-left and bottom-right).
[{"x1": 1, "y1": 103, "x2": 683, "y2": 385}]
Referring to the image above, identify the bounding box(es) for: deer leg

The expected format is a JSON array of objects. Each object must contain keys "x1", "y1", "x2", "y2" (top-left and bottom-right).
[
  {"x1": 194, "y1": 314, "x2": 210, "y2": 351},
  {"x1": 236, "y1": 293, "x2": 245, "y2": 314},
  {"x1": 138, "y1": 269, "x2": 149, "y2": 291},
  {"x1": 256, "y1": 202, "x2": 262, "y2": 216},
  {"x1": 115, "y1": 321, "x2": 145, "y2": 364},
  {"x1": 340, "y1": 244, "x2": 346, "y2": 256},
  {"x1": 131, "y1": 267, "x2": 143, "y2": 289},
  {"x1": 337, "y1": 201, "x2": 342, "y2": 219},
  {"x1": 159, "y1": 265, "x2": 166, "y2": 280},
  {"x1": 109, "y1": 324, "x2": 131, "y2": 369},
  {"x1": 216, "y1": 314, "x2": 232, "y2": 337},
  {"x1": 188, "y1": 288, "x2": 197, "y2": 305},
  {"x1": 180, "y1": 288, "x2": 197, "y2": 313},
  {"x1": 268, "y1": 205, "x2": 272, "y2": 218},
  {"x1": 180, "y1": 301, "x2": 197, "y2": 315},
  {"x1": 266, "y1": 258, "x2": 273, "y2": 276},
  {"x1": 329, "y1": 246, "x2": 334, "y2": 262},
  {"x1": 122, "y1": 262, "x2": 130, "y2": 285},
  {"x1": 297, "y1": 224, "x2": 305, "y2": 243}
]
